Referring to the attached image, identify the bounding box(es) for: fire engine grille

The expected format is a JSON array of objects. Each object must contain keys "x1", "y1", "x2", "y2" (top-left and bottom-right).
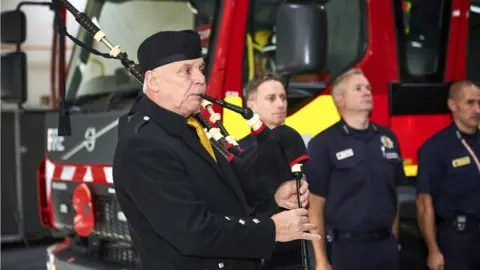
[
  {"x1": 101, "y1": 242, "x2": 137, "y2": 266},
  {"x1": 92, "y1": 195, "x2": 131, "y2": 242}
]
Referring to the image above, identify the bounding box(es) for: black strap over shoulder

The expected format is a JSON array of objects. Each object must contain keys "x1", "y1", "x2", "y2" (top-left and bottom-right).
[
  {"x1": 117, "y1": 94, "x2": 143, "y2": 138},
  {"x1": 117, "y1": 113, "x2": 131, "y2": 138}
]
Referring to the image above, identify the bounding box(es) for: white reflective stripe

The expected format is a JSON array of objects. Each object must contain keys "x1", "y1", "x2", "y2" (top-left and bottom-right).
[
  {"x1": 471, "y1": 5, "x2": 480, "y2": 14},
  {"x1": 60, "y1": 166, "x2": 76, "y2": 180},
  {"x1": 83, "y1": 167, "x2": 93, "y2": 182},
  {"x1": 104, "y1": 167, "x2": 113, "y2": 183},
  {"x1": 45, "y1": 159, "x2": 55, "y2": 199}
]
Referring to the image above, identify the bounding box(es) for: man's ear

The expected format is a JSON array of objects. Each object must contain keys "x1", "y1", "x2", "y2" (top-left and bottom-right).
[
  {"x1": 246, "y1": 99, "x2": 256, "y2": 112},
  {"x1": 145, "y1": 70, "x2": 158, "y2": 93},
  {"x1": 333, "y1": 95, "x2": 343, "y2": 108},
  {"x1": 447, "y1": 98, "x2": 456, "y2": 113}
]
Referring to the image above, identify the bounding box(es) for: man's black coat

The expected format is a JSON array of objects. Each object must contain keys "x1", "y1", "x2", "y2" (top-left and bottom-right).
[{"x1": 112, "y1": 96, "x2": 277, "y2": 270}]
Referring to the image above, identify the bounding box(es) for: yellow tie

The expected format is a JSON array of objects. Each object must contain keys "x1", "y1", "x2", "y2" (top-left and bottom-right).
[{"x1": 186, "y1": 117, "x2": 217, "y2": 162}]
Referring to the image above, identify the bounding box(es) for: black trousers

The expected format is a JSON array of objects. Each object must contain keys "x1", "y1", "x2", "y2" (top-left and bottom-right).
[
  {"x1": 437, "y1": 224, "x2": 480, "y2": 270},
  {"x1": 330, "y1": 234, "x2": 399, "y2": 270}
]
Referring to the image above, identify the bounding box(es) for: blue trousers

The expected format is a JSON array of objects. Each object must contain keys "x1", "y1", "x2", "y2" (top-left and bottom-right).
[
  {"x1": 330, "y1": 235, "x2": 399, "y2": 270},
  {"x1": 437, "y1": 224, "x2": 480, "y2": 270}
]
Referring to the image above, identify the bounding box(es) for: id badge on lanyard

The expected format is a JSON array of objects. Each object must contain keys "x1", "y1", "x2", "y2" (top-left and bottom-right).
[{"x1": 457, "y1": 130, "x2": 480, "y2": 174}]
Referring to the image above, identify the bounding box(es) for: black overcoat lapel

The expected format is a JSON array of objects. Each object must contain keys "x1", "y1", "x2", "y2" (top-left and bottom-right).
[{"x1": 135, "y1": 96, "x2": 250, "y2": 214}]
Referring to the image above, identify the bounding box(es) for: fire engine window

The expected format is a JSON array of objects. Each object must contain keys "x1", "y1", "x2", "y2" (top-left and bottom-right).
[
  {"x1": 394, "y1": 0, "x2": 451, "y2": 82},
  {"x1": 191, "y1": 0, "x2": 220, "y2": 80},
  {"x1": 467, "y1": 3, "x2": 480, "y2": 84},
  {"x1": 243, "y1": 0, "x2": 368, "y2": 113},
  {"x1": 65, "y1": 0, "x2": 219, "y2": 100}
]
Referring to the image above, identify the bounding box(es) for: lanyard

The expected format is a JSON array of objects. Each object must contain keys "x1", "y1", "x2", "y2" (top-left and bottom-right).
[{"x1": 456, "y1": 130, "x2": 480, "y2": 174}]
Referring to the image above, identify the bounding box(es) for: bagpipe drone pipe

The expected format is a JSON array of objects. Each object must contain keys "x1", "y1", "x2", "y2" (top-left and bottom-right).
[
  {"x1": 53, "y1": 0, "x2": 312, "y2": 268},
  {"x1": 199, "y1": 95, "x2": 309, "y2": 210}
]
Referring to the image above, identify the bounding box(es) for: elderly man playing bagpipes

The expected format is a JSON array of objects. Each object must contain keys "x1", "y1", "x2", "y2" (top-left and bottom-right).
[{"x1": 112, "y1": 30, "x2": 319, "y2": 270}]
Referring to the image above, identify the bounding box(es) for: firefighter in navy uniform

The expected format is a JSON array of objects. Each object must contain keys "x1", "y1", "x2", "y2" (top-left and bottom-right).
[
  {"x1": 416, "y1": 80, "x2": 480, "y2": 270},
  {"x1": 305, "y1": 68, "x2": 406, "y2": 270},
  {"x1": 238, "y1": 73, "x2": 302, "y2": 270},
  {"x1": 111, "y1": 30, "x2": 320, "y2": 270}
]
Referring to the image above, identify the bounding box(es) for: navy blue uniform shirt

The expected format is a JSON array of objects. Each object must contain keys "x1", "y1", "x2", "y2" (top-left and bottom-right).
[
  {"x1": 416, "y1": 122, "x2": 480, "y2": 219},
  {"x1": 305, "y1": 119, "x2": 407, "y2": 233}
]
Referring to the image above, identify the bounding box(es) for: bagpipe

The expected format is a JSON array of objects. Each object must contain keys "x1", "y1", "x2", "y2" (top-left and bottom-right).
[{"x1": 53, "y1": 0, "x2": 312, "y2": 268}]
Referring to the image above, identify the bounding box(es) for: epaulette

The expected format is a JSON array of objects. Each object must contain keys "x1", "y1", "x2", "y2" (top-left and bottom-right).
[{"x1": 134, "y1": 115, "x2": 150, "y2": 134}]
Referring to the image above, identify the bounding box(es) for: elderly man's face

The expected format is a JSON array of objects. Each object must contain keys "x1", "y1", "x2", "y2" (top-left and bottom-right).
[{"x1": 149, "y1": 57, "x2": 206, "y2": 116}]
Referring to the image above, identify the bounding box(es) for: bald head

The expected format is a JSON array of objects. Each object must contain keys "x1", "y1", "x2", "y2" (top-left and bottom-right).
[
  {"x1": 447, "y1": 80, "x2": 480, "y2": 133},
  {"x1": 448, "y1": 80, "x2": 479, "y2": 101}
]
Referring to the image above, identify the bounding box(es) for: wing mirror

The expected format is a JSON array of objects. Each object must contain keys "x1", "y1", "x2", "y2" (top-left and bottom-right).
[
  {"x1": 275, "y1": 2, "x2": 328, "y2": 75},
  {"x1": 1, "y1": 10, "x2": 27, "y2": 44},
  {"x1": 1, "y1": 9, "x2": 28, "y2": 104},
  {"x1": 1, "y1": 52, "x2": 28, "y2": 104}
]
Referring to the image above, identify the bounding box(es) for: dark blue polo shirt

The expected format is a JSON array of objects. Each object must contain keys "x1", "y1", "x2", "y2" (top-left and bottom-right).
[
  {"x1": 416, "y1": 122, "x2": 480, "y2": 219},
  {"x1": 305, "y1": 119, "x2": 407, "y2": 233}
]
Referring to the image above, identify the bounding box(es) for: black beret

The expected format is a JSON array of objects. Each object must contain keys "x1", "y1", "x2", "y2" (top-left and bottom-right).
[{"x1": 137, "y1": 30, "x2": 203, "y2": 71}]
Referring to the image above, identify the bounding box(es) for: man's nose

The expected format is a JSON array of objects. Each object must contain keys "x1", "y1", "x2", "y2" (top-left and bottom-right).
[
  {"x1": 192, "y1": 69, "x2": 206, "y2": 84},
  {"x1": 474, "y1": 102, "x2": 480, "y2": 114},
  {"x1": 275, "y1": 97, "x2": 286, "y2": 107},
  {"x1": 362, "y1": 87, "x2": 372, "y2": 96}
]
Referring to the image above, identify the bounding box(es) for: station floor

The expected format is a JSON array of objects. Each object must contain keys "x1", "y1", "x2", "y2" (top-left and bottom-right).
[
  {"x1": 1, "y1": 236, "x2": 427, "y2": 270},
  {"x1": 1, "y1": 238, "x2": 57, "y2": 270}
]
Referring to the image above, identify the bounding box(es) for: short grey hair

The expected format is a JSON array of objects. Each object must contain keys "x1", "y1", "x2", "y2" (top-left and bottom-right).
[{"x1": 331, "y1": 68, "x2": 365, "y2": 96}]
